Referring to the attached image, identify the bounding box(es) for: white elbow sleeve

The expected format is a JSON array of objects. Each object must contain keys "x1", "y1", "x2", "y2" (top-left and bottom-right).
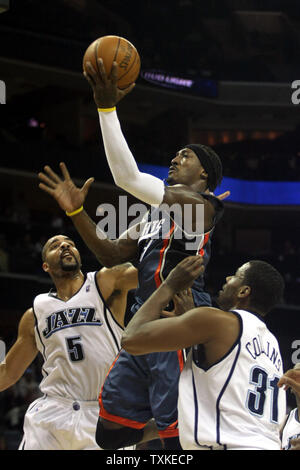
[{"x1": 98, "y1": 109, "x2": 165, "y2": 206}]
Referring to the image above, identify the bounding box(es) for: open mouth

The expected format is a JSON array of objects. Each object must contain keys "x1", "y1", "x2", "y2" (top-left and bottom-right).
[
  {"x1": 168, "y1": 166, "x2": 177, "y2": 173},
  {"x1": 61, "y1": 252, "x2": 74, "y2": 260}
]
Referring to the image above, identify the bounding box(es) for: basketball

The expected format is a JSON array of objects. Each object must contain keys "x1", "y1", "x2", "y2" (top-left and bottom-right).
[{"x1": 83, "y1": 35, "x2": 141, "y2": 89}]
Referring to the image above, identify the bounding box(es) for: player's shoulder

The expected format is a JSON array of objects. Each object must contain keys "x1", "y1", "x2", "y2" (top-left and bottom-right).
[
  {"x1": 33, "y1": 292, "x2": 52, "y2": 303},
  {"x1": 19, "y1": 307, "x2": 35, "y2": 332},
  {"x1": 208, "y1": 307, "x2": 241, "y2": 332},
  {"x1": 189, "y1": 306, "x2": 239, "y2": 323}
]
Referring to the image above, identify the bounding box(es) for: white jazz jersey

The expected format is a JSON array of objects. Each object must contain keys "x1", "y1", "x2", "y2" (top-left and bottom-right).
[
  {"x1": 178, "y1": 309, "x2": 286, "y2": 450},
  {"x1": 281, "y1": 408, "x2": 300, "y2": 450},
  {"x1": 33, "y1": 271, "x2": 123, "y2": 401}
]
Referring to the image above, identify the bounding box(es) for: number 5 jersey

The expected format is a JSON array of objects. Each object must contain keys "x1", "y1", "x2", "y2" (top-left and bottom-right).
[{"x1": 33, "y1": 272, "x2": 123, "y2": 401}]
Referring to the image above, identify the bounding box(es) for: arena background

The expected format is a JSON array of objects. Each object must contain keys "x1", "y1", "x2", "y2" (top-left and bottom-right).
[{"x1": 0, "y1": 0, "x2": 300, "y2": 450}]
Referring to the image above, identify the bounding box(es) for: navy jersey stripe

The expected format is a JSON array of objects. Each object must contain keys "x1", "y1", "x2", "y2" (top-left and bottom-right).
[
  {"x1": 32, "y1": 305, "x2": 48, "y2": 377},
  {"x1": 103, "y1": 306, "x2": 121, "y2": 354},
  {"x1": 192, "y1": 370, "x2": 200, "y2": 447},
  {"x1": 215, "y1": 340, "x2": 242, "y2": 446}
]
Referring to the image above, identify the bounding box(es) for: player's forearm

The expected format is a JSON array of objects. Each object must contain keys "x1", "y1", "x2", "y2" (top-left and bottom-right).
[
  {"x1": 121, "y1": 283, "x2": 174, "y2": 351},
  {"x1": 98, "y1": 109, "x2": 165, "y2": 206},
  {"x1": 70, "y1": 209, "x2": 123, "y2": 267},
  {"x1": 0, "y1": 364, "x2": 19, "y2": 392}
]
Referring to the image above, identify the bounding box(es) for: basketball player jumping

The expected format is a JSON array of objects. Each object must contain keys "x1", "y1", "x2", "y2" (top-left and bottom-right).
[
  {"x1": 0, "y1": 234, "x2": 156, "y2": 450},
  {"x1": 38, "y1": 59, "x2": 229, "y2": 449},
  {"x1": 122, "y1": 255, "x2": 287, "y2": 450}
]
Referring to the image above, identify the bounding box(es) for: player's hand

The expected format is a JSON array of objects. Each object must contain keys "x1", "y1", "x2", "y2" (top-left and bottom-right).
[
  {"x1": 83, "y1": 59, "x2": 135, "y2": 108},
  {"x1": 164, "y1": 256, "x2": 204, "y2": 294},
  {"x1": 161, "y1": 289, "x2": 195, "y2": 318},
  {"x1": 289, "y1": 438, "x2": 300, "y2": 450},
  {"x1": 278, "y1": 368, "x2": 300, "y2": 395},
  {"x1": 38, "y1": 162, "x2": 94, "y2": 213}
]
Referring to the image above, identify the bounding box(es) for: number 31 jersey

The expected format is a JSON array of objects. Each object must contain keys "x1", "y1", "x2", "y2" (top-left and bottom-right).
[
  {"x1": 33, "y1": 272, "x2": 123, "y2": 401},
  {"x1": 178, "y1": 309, "x2": 287, "y2": 450}
]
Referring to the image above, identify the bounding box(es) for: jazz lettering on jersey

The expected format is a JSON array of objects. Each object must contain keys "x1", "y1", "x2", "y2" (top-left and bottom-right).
[
  {"x1": 245, "y1": 334, "x2": 282, "y2": 371},
  {"x1": 42, "y1": 307, "x2": 102, "y2": 338}
]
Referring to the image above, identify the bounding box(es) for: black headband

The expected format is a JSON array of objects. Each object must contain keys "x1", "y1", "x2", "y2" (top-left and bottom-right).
[{"x1": 185, "y1": 144, "x2": 222, "y2": 191}]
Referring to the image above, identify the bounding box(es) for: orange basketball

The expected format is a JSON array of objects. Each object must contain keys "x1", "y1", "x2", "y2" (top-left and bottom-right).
[{"x1": 83, "y1": 35, "x2": 141, "y2": 89}]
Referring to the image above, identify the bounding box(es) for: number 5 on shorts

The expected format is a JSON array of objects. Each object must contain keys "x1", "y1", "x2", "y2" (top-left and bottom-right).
[{"x1": 66, "y1": 336, "x2": 84, "y2": 362}]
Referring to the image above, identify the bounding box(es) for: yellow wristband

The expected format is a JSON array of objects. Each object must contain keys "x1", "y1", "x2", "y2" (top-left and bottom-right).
[
  {"x1": 97, "y1": 107, "x2": 116, "y2": 113},
  {"x1": 66, "y1": 206, "x2": 83, "y2": 217}
]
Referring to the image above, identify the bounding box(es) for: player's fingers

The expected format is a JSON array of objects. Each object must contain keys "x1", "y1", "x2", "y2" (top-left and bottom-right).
[
  {"x1": 173, "y1": 294, "x2": 183, "y2": 305},
  {"x1": 121, "y1": 83, "x2": 136, "y2": 97},
  {"x1": 83, "y1": 70, "x2": 96, "y2": 87},
  {"x1": 39, "y1": 182, "x2": 55, "y2": 195},
  {"x1": 97, "y1": 58, "x2": 108, "y2": 82},
  {"x1": 181, "y1": 255, "x2": 201, "y2": 267},
  {"x1": 188, "y1": 256, "x2": 204, "y2": 269},
  {"x1": 217, "y1": 190, "x2": 231, "y2": 201},
  {"x1": 179, "y1": 288, "x2": 193, "y2": 299},
  {"x1": 44, "y1": 166, "x2": 61, "y2": 183},
  {"x1": 191, "y1": 264, "x2": 205, "y2": 277},
  {"x1": 278, "y1": 369, "x2": 300, "y2": 387},
  {"x1": 59, "y1": 162, "x2": 71, "y2": 180},
  {"x1": 110, "y1": 61, "x2": 118, "y2": 83},
  {"x1": 161, "y1": 310, "x2": 176, "y2": 318},
  {"x1": 38, "y1": 172, "x2": 57, "y2": 189},
  {"x1": 81, "y1": 177, "x2": 94, "y2": 196},
  {"x1": 279, "y1": 376, "x2": 300, "y2": 391},
  {"x1": 85, "y1": 61, "x2": 98, "y2": 78}
]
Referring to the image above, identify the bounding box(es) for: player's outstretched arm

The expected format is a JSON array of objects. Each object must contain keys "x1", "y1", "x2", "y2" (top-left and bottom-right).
[
  {"x1": 38, "y1": 162, "x2": 138, "y2": 267},
  {"x1": 84, "y1": 61, "x2": 166, "y2": 206},
  {"x1": 0, "y1": 309, "x2": 38, "y2": 392},
  {"x1": 121, "y1": 256, "x2": 207, "y2": 353}
]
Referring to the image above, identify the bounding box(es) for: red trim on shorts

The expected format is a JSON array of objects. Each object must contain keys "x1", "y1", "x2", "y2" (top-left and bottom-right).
[
  {"x1": 154, "y1": 223, "x2": 175, "y2": 288},
  {"x1": 98, "y1": 352, "x2": 147, "y2": 430},
  {"x1": 99, "y1": 399, "x2": 146, "y2": 429},
  {"x1": 158, "y1": 420, "x2": 179, "y2": 438}
]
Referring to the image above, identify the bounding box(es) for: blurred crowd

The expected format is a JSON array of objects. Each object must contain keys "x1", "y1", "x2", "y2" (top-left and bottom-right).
[
  {"x1": 2, "y1": 0, "x2": 300, "y2": 83},
  {"x1": 1, "y1": 121, "x2": 300, "y2": 184},
  {"x1": 0, "y1": 356, "x2": 42, "y2": 450}
]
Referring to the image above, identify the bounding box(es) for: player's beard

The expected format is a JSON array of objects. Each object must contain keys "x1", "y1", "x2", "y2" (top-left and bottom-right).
[
  {"x1": 165, "y1": 175, "x2": 175, "y2": 185},
  {"x1": 59, "y1": 256, "x2": 80, "y2": 272}
]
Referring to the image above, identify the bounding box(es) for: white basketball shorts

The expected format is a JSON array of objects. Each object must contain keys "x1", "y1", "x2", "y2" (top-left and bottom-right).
[{"x1": 19, "y1": 395, "x2": 101, "y2": 450}]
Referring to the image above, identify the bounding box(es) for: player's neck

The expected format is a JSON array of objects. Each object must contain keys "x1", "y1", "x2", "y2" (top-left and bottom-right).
[
  {"x1": 53, "y1": 271, "x2": 85, "y2": 301},
  {"x1": 189, "y1": 181, "x2": 209, "y2": 193}
]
